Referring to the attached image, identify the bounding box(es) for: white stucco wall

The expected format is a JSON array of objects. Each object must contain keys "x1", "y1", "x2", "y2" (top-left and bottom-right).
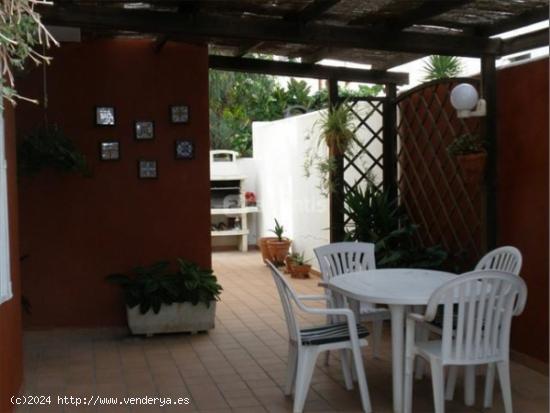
[{"x1": 252, "y1": 103, "x2": 383, "y2": 270}]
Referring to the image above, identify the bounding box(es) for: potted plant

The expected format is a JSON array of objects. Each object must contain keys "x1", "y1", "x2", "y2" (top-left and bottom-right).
[
  {"x1": 266, "y1": 219, "x2": 292, "y2": 266},
  {"x1": 245, "y1": 191, "x2": 257, "y2": 206},
  {"x1": 258, "y1": 236, "x2": 278, "y2": 264},
  {"x1": 447, "y1": 134, "x2": 487, "y2": 184},
  {"x1": 303, "y1": 103, "x2": 355, "y2": 196},
  {"x1": 106, "y1": 259, "x2": 222, "y2": 336},
  {"x1": 287, "y1": 252, "x2": 311, "y2": 279}
]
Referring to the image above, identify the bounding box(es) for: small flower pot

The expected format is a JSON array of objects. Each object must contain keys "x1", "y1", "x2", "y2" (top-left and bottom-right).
[
  {"x1": 290, "y1": 264, "x2": 311, "y2": 279},
  {"x1": 456, "y1": 152, "x2": 487, "y2": 185},
  {"x1": 259, "y1": 237, "x2": 278, "y2": 264},
  {"x1": 267, "y1": 239, "x2": 292, "y2": 266}
]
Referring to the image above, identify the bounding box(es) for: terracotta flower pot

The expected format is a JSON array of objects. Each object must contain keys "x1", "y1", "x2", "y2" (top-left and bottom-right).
[
  {"x1": 284, "y1": 255, "x2": 294, "y2": 274},
  {"x1": 290, "y1": 264, "x2": 311, "y2": 279},
  {"x1": 456, "y1": 152, "x2": 487, "y2": 185},
  {"x1": 267, "y1": 239, "x2": 292, "y2": 266},
  {"x1": 259, "y1": 237, "x2": 278, "y2": 264}
]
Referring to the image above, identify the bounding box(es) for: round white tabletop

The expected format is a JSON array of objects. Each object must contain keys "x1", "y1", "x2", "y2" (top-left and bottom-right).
[
  {"x1": 328, "y1": 268, "x2": 458, "y2": 305},
  {"x1": 327, "y1": 268, "x2": 457, "y2": 413}
]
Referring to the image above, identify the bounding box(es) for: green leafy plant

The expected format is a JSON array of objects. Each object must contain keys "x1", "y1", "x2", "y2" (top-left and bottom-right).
[
  {"x1": 320, "y1": 103, "x2": 355, "y2": 154},
  {"x1": 447, "y1": 134, "x2": 486, "y2": 157},
  {"x1": 344, "y1": 182, "x2": 447, "y2": 269},
  {"x1": 17, "y1": 125, "x2": 88, "y2": 176},
  {"x1": 422, "y1": 55, "x2": 463, "y2": 81},
  {"x1": 270, "y1": 218, "x2": 285, "y2": 241},
  {"x1": 106, "y1": 259, "x2": 222, "y2": 314},
  {"x1": 0, "y1": 0, "x2": 58, "y2": 107}
]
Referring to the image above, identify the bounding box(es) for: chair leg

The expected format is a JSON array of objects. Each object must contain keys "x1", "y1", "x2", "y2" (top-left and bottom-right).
[
  {"x1": 285, "y1": 344, "x2": 298, "y2": 396},
  {"x1": 496, "y1": 360, "x2": 513, "y2": 413},
  {"x1": 339, "y1": 349, "x2": 354, "y2": 390},
  {"x1": 324, "y1": 350, "x2": 330, "y2": 366},
  {"x1": 350, "y1": 345, "x2": 372, "y2": 413},
  {"x1": 371, "y1": 319, "x2": 383, "y2": 359},
  {"x1": 403, "y1": 350, "x2": 416, "y2": 413},
  {"x1": 293, "y1": 348, "x2": 318, "y2": 413},
  {"x1": 464, "y1": 365, "x2": 476, "y2": 406},
  {"x1": 445, "y1": 366, "x2": 458, "y2": 401},
  {"x1": 483, "y1": 363, "x2": 496, "y2": 408},
  {"x1": 430, "y1": 359, "x2": 445, "y2": 413}
]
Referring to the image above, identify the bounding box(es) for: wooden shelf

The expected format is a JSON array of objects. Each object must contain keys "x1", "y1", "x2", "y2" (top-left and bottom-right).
[
  {"x1": 211, "y1": 229, "x2": 249, "y2": 237},
  {"x1": 211, "y1": 207, "x2": 259, "y2": 215}
]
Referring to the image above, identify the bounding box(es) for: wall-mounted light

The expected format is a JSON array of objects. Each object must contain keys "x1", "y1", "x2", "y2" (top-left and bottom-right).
[{"x1": 450, "y1": 83, "x2": 486, "y2": 118}]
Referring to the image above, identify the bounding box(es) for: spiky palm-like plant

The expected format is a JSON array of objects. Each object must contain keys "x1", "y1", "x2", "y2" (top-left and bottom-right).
[{"x1": 422, "y1": 55, "x2": 463, "y2": 81}]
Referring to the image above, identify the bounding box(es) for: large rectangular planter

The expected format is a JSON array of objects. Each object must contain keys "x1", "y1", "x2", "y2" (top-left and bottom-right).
[{"x1": 126, "y1": 302, "x2": 216, "y2": 336}]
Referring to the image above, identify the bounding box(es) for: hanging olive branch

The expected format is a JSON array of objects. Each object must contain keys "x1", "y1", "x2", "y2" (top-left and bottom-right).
[{"x1": 0, "y1": 0, "x2": 58, "y2": 108}]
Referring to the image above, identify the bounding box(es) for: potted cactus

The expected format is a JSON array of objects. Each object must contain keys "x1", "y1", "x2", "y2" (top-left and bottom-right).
[
  {"x1": 266, "y1": 219, "x2": 292, "y2": 266},
  {"x1": 447, "y1": 134, "x2": 487, "y2": 184}
]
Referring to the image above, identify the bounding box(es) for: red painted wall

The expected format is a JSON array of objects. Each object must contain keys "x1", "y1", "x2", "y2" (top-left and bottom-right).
[
  {"x1": 497, "y1": 58, "x2": 549, "y2": 363},
  {"x1": 16, "y1": 39, "x2": 211, "y2": 327},
  {"x1": 0, "y1": 103, "x2": 23, "y2": 412}
]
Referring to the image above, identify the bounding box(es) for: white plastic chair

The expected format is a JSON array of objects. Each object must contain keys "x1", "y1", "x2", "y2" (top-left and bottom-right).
[
  {"x1": 445, "y1": 246, "x2": 523, "y2": 405},
  {"x1": 314, "y1": 242, "x2": 390, "y2": 358},
  {"x1": 267, "y1": 261, "x2": 372, "y2": 413},
  {"x1": 403, "y1": 270, "x2": 528, "y2": 413}
]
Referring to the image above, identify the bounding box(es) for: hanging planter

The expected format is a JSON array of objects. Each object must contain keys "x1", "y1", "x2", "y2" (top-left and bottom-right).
[
  {"x1": 455, "y1": 152, "x2": 487, "y2": 184},
  {"x1": 447, "y1": 134, "x2": 487, "y2": 185}
]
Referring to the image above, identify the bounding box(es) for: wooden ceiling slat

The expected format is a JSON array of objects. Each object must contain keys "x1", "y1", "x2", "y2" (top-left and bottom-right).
[
  {"x1": 209, "y1": 55, "x2": 409, "y2": 84},
  {"x1": 501, "y1": 28, "x2": 549, "y2": 55},
  {"x1": 39, "y1": 6, "x2": 502, "y2": 57}
]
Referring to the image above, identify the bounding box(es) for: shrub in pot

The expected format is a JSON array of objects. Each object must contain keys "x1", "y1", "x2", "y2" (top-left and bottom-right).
[
  {"x1": 107, "y1": 259, "x2": 222, "y2": 336},
  {"x1": 287, "y1": 252, "x2": 311, "y2": 279},
  {"x1": 447, "y1": 134, "x2": 487, "y2": 184},
  {"x1": 266, "y1": 219, "x2": 292, "y2": 266}
]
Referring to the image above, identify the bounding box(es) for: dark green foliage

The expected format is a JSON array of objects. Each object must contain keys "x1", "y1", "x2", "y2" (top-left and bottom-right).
[
  {"x1": 17, "y1": 125, "x2": 88, "y2": 177},
  {"x1": 344, "y1": 183, "x2": 447, "y2": 269},
  {"x1": 447, "y1": 134, "x2": 485, "y2": 156},
  {"x1": 209, "y1": 67, "x2": 384, "y2": 156},
  {"x1": 106, "y1": 259, "x2": 222, "y2": 314}
]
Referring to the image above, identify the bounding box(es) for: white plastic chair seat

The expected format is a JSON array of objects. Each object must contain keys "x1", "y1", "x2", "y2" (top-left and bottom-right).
[{"x1": 301, "y1": 322, "x2": 369, "y2": 346}]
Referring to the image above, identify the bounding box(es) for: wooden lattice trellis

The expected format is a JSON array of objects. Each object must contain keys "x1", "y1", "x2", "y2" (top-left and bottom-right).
[{"x1": 396, "y1": 79, "x2": 485, "y2": 269}]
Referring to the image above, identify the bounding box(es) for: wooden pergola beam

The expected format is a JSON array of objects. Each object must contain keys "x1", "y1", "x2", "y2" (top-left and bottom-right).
[
  {"x1": 285, "y1": 0, "x2": 340, "y2": 21},
  {"x1": 500, "y1": 28, "x2": 550, "y2": 56},
  {"x1": 350, "y1": 0, "x2": 474, "y2": 29},
  {"x1": 481, "y1": 7, "x2": 549, "y2": 36},
  {"x1": 39, "y1": 6, "x2": 502, "y2": 57},
  {"x1": 208, "y1": 55, "x2": 409, "y2": 85}
]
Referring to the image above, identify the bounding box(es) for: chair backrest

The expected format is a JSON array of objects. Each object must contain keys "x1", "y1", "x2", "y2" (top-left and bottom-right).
[
  {"x1": 267, "y1": 261, "x2": 303, "y2": 344},
  {"x1": 475, "y1": 246, "x2": 522, "y2": 275},
  {"x1": 425, "y1": 270, "x2": 527, "y2": 364},
  {"x1": 314, "y1": 242, "x2": 376, "y2": 282}
]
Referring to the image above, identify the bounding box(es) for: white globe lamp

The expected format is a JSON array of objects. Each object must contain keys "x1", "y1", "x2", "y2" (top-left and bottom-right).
[{"x1": 450, "y1": 83, "x2": 486, "y2": 118}]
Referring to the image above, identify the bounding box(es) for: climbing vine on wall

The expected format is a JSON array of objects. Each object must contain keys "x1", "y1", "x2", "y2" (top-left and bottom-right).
[{"x1": 0, "y1": 0, "x2": 58, "y2": 108}]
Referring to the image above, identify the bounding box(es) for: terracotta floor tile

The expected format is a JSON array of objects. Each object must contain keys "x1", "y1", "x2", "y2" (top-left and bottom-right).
[{"x1": 20, "y1": 251, "x2": 549, "y2": 413}]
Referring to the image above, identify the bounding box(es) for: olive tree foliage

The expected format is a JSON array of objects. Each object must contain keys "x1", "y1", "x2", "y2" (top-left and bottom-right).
[
  {"x1": 209, "y1": 68, "x2": 383, "y2": 156},
  {"x1": 0, "y1": 0, "x2": 58, "y2": 108}
]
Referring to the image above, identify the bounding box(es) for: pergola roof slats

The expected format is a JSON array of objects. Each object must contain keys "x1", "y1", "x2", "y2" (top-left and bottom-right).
[{"x1": 41, "y1": 0, "x2": 549, "y2": 71}]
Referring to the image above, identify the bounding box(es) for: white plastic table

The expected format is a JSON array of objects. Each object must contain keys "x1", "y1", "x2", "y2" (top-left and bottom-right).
[{"x1": 326, "y1": 268, "x2": 457, "y2": 413}]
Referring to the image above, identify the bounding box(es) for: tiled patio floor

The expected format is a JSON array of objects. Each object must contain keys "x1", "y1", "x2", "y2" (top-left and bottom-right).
[{"x1": 20, "y1": 251, "x2": 548, "y2": 413}]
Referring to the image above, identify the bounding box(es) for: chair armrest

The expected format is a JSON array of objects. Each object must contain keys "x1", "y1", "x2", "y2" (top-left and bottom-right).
[
  {"x1": 297, "y1": 294, "x2": 331, "y2": 301},
  {"x1": 407, "y1": 312, "x2": 426, "y2": 323},
  {"x1": 317, "y1": 282, "x2": 329, "y2": 288}
]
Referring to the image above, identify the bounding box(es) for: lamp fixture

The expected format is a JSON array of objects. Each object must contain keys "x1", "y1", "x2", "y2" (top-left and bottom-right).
[{"x1": 450, "y1": 83, "x2": 486, "y2": 118}]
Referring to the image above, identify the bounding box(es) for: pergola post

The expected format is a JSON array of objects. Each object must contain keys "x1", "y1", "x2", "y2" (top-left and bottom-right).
[
  {"x1": 328, "y1": 76, "x2": 345, "y2": 243},
  {"x1": 383, "y1": 83, "x2": 398, "y2": 201},
  {"x1": 481, "y1": 54, "x2": 498, "y2": 250}
]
